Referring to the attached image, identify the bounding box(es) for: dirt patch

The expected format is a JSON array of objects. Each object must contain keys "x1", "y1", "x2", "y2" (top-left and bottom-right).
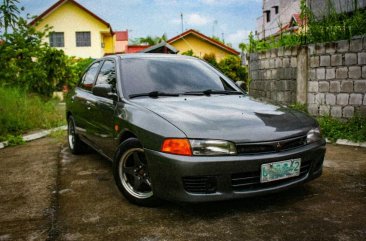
[{"x1": 0, "y1": 138, "x2": 61, "y2": 241}]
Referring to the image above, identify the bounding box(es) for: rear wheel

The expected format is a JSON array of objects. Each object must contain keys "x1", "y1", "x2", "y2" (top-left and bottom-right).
[
  {"x1": 113, "y1": 138, "x2": 159, "y2": 206},
  {"x1": 67, "y1": 116, "x2": 88, "y2": 154}
]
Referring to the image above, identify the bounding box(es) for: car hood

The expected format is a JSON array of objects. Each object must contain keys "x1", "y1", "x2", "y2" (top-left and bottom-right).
[{"x1": 131, "y1": 95, "x2": 317, "y2": 143}]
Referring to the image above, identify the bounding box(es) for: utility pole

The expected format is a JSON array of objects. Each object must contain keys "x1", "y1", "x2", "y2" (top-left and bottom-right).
[
  {"x1": 221, "y1": 32, "x2": 225, "y2": 43},
  {"x1": 180, "y1": 13, "x2": 184, "y2": 33},
  {"x1": 212, "y1": 20, "x2": 218, "y2": 37},
  {"x1": 262, "y1": 0, "x2": 265, "y2": 39}
]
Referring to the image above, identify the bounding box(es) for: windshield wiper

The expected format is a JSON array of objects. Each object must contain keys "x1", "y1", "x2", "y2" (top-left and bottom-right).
[
  {"x1": 183, "y1": 89, "x2": 243, "y2": 96},
  {"x1": 129, "y1": 91, "x2": 180, "y2": 99}
]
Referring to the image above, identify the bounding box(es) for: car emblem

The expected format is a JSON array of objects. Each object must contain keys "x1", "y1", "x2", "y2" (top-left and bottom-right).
[{"x1": 276, "y1": 142, "x2": 282, "y2": 151}]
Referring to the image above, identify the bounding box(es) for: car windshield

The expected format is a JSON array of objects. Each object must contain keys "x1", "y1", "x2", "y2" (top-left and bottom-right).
[{"x1": 120, "y1": 57, "x2": 237, "y2": 98}]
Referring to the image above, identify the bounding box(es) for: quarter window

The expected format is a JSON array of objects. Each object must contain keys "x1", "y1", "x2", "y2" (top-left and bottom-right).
[
  {"x1": 76, "y1": 32, "x2": 91, "y2": 47},
  {"x1": 49, "y1": 32, "x2": 64, "y2": 47},
  {"x1": 81, "y1": 62, "x2": 101, "y2": 91},
  {"x1": 95, "y1": 60, "x2": 116, "y2": 92}
]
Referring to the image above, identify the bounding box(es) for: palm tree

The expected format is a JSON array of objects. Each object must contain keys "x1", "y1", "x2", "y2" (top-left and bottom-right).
[
  {"x1": 138, "y1": 33, "x2": 167, "y2": 45},
  {"x1": 239, "y1": 42, "x2": 248, "y2": 53},
  {"x1": 0, "y1": 0, "x2": 21, "y2": 36}
]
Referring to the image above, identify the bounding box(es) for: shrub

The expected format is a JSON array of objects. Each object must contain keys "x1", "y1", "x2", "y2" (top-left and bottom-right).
[
  {"x1": 0, "y1": 86, "x2": 65, "y2": 139},
  {"x1": 218, "y1": 55, "x2": 248, "y2": 83},
  {"x1": 0, "y1": 17, "x2": 92, "y2": 96},
  {"x1": 317, "y1": 114, "x2": 366, "y2": 142}
]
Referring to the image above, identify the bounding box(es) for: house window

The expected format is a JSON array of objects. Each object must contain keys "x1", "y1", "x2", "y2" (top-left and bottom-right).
[
  {"x1": 49, "y1": 32, "x2": 64, "y2": 47},
  {"x1": 264, "y1": 10, "x2": 271, "y2": 22},
  {"x1": 273, "y1": 6, "x2": 279, "y2": 14},
  {"x1": 76, "y1": 32, "x2": 91, "y2": 47}
]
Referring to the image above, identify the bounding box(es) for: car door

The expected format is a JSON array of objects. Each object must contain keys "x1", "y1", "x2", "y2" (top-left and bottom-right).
[
  {"x1": 72, "y1": 61, "x2": 102, "y2": 144},
  {"x1": 89, "y1": 59, "x2": 118, "y2": 158}
]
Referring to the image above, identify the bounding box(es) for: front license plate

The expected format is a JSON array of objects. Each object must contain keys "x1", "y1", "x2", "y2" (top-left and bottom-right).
[{"x1": 260, "y1": 158, "x2": 301, "y2": 183}]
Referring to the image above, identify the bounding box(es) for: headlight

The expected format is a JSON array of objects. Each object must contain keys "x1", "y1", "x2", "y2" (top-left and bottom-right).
[
  {"x1": 306, "y1": 127, "x2": 322, "y2": 144},
  {"x1": 190, "y1": 139, "x2": 237, "y2": 156}
]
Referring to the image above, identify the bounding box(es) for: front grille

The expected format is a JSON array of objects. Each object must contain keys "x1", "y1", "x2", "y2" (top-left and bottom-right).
[
  {"x1": 231, "y1": 159, "x2": 311, "y2": 191},
  {"x1": 182, "y1": 176, "x2": 217, "y2": 194},
  {"x1": 236, "y1": 136, "x2": 307, "y2": 155}
]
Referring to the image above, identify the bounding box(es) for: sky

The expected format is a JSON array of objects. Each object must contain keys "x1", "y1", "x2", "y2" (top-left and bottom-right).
[{"x1": 19, "y1": 0, "x2": 262, "y2": 50}]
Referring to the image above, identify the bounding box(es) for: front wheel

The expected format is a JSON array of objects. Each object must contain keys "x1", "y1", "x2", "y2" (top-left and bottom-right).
[{"x1": 113, "y1": 138, "x2": 159, "y2": 206}]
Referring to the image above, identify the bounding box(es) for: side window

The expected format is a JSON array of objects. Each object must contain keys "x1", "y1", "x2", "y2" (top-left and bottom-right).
[
  {"x1": 95, "y1": 60, "x2": 116, "y2": 92},
  {"x1": 81, "y1": 62, "x2": 100, "y2": 91}
]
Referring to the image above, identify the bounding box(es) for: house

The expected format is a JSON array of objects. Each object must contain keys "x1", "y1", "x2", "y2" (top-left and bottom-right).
[
  {"x1": 30, "y1": 0, "x2": 128, "y2": 58},
  {"x1": 114, "y1": 31, "x2": 129, "y2": 54},
  {"x1": 276, "y1": 13, "x2": 306, "y2": 36},
  {"x1": 125, "y1": 45, "x2": 150, "y2": 54},
  {"x1": 138, "y1": 42, "x2": 178, "y2": 54},
  {"x1": 167, "y1": 29, "x2": 240, "y2": 61},
  {"x1": 256, "y1": 0, "x2": 300, "y2": 39}
]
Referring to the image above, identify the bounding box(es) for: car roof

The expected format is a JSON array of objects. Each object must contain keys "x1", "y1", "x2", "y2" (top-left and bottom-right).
[{"x1": 103, "y1": 53, "x2": 197, "y2": 61}]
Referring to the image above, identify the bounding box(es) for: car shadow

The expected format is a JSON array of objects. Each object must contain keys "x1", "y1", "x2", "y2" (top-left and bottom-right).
[{"x1": 156, "y1": 185, "x2": 318, "y2": 219}]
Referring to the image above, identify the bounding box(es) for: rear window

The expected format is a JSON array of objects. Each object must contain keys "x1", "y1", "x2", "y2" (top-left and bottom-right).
[{"x1": 120, "y1": 57, "x2": 234, "y2": 97}]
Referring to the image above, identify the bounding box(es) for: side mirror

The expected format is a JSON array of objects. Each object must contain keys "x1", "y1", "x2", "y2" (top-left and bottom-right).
[{"x1": 92, "y1": 84, "x2": 118, "y2": 101}]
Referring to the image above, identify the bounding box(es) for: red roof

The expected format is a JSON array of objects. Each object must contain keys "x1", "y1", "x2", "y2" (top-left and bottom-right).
[
  {"x1": 29, "y1": 0, "x2": 113, "y2": 33},
  {"x1": 125, "y1": 45, "x2": 150, "y2": 54},
  {"x1": 275, "y1": 13, "x2": 306, "y2": 35},
  {"x1": 115, "y1": 31, "x2": 128, "y2": 41},
  {"x1": 292, "y1": 13, "x2": 306, "y2": 27},
  {"x1": 167, "y1": 29, "x2": 240, "y2": 55}
]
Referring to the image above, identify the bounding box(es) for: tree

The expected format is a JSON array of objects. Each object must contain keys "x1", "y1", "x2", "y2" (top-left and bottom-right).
[
  {"x1": 0, "y1": 16, "x2": 86, "y2": 96},
  {"x1": 218, "y1": 55, "x2": 247, "y2": 84},
  {"x1": 137, "y1": 33, "x2": 167, "y2": 45},
  {"x1": 203, "y1": 53, "x2": 218, "y2": 68},
  {"x1": 0, "y1": 0, "x2": 22, "y2": 36},
  {"x1": 239, "y1": 42, "x2": 248, "y2": 53}
]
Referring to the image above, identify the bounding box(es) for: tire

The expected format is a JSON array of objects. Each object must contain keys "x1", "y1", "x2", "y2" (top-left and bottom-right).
[
  {"x1": 113, "y1": 138, "x2": 160, "y2": 206},
  {"x1": 67, "y1": 116, "x2": 88, "y2": 155}
]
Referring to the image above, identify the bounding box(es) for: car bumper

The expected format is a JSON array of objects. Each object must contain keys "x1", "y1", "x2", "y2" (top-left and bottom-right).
[{"x1": 145, "y1": 141, "x2": 326, "y2": 203}]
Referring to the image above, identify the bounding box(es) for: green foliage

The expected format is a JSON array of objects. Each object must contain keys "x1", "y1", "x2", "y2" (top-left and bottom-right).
[
  {"x1": 248, "y1": 31, "x2": 302, "y2": 53},
  {"x1": 181, "y1": 49, "x2": 195, "y2": 56},
  {"x1": 0, "y1": 17, "x2": 92, "y2": 96},
  {"x1": 0, "y1": 86, "x2": 65, "y2": 139},
  {"x1": 135, "y1": 34, "x2": 167, "y2": 45},
  {"x1": 49, "y1": 129, "x2": 66, "y2": 142},
  {"x1": 218, "y1": 55, "x2": 247, "y2": 83},
  {"x1": 2, "y1": 134, "x2": 25, "y2": 146},
  {"x1": 289, "y1": 102, "x2": 308, "y2": 113},
  {"x1": 203, "y1": 53, "x2": 218, "y2": 68},
  {"x1": 317, "y1": 114, "x2": 366, "y2": 142},
  {"x1": 304, "y1": 2, "x2": 366, "y2": 43},
  {"x1": 0, "y1": 0, "x2": 21, "y2": 35},
  {"x1": 247, "y1": 0, "x2": 366, "y2": 53}
]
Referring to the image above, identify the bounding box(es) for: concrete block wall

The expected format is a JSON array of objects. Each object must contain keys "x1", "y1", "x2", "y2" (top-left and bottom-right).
[
  {"x1": 249, "y1": 47, "x2": 298, "y2": 104},
  {"x1": 248, "y1": 36, "x2": 366, "y2": 118},
  {"x1": 307, "y1": 36, "x2": 366, "y2": 118}
]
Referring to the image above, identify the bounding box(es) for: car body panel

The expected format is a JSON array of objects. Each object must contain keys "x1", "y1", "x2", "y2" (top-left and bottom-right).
[{"x1": 131, "y1": 95, "x2": 317, "y2": 143}]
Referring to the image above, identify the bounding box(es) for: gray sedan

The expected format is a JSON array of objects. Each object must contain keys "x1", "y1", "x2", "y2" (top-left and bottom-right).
[{"x1": 65, "y1": 54, "x2": 325, "y2": 206}]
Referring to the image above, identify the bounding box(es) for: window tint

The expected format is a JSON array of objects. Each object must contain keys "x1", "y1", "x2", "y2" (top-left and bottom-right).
[
  {"x1": 49, "y1": 32, "x2": 64, "y2": 47},
  {"x1": 95, "y1": 60, "x2": 116, "y2": 92},
  {"x1": 81, "y1": 62, "x2": 100, "y2": 91},
  {"x1": 121, "y1": 58, "x2": 234, "y2": 97},
  {"x1": 76, "y1": 32, "x2": 91, "y2": 47}
]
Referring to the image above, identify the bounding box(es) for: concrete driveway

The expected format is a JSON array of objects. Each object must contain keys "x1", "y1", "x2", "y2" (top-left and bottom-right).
[{"x1": 0, "y1": 137, "x2": 365, "y2": 241}]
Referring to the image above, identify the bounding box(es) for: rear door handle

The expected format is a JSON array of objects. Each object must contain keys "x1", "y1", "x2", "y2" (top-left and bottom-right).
[{"x1": 86, "y1": 100, "x2": 96, "y2": 107}]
